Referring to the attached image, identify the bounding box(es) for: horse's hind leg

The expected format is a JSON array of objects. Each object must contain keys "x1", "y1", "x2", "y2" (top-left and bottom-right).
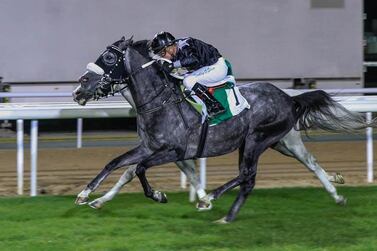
[
  {"x1": 215, "y1": 136, "x2": 261, "y2": 223},
  {"x1": 197, "y1": 142, "x2": 245, "y2": 210},
  {"x1": 274, "y1": 129, "x2": 345, "y2": 184},
  {"x1": 215, "y1": 178, "x2": 255, "y2": 224},
  {"x1": 176, "y1": 160, "x2": 207, "y2": 199},
  {"x1": 273, "y1": 129, "x2": 346, "y2": 205},
  {"x1": 75, "y1": 145, "x2": 150, "y2": 205}
]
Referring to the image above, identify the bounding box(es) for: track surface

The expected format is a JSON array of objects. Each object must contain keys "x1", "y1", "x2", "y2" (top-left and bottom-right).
[{"x1": 0, "y1": 135, "x2": 375, "y2": 196}]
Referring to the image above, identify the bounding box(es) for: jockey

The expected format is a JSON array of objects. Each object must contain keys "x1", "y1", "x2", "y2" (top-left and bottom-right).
[{"x1": 149, "y1": 31, "x2": 227, "y2": 117}]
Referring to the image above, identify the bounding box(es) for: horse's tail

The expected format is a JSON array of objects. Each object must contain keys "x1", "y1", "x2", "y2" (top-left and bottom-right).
[{"x1": 292, "y1": 90, "x2": 372, "y2": 132}]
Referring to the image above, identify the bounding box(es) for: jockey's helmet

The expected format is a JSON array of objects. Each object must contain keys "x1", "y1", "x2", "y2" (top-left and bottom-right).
[{"x1": 149, "y1": 31, "x2": 176, "y2": 54}]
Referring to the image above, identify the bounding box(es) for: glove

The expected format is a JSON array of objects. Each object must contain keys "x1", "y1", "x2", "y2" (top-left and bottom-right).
[{"x1": 159, "y1": 60, "x2": 174, "y2": 73}]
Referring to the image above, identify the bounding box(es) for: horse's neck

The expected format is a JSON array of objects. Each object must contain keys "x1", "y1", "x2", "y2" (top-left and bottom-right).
[
  {"x1": 125, "y1": 47, "x2": 195, "y2": 120},
  {"x1": 129, "y1": 80, "x2": 163, "y2": 109},
  {"x1": 127, "y1": 63, "x2": 176, "y2": 113},
  {"x1": 120, "y1": 88, "x2": 136, "y2": 108},
  {"x1": 127, "y1": 76, "x2": 200, "y2": 128}
]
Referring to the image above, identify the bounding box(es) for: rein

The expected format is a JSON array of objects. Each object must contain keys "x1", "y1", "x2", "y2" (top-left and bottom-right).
[{"x1": 135, "y1": 69, "x2": 184, "y2": 115}]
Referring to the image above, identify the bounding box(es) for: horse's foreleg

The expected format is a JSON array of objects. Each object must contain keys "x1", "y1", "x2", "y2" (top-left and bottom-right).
[
  {"x1": 135, "y1": 150, "x2": 179, "y2": 203},
  {"x1": 75, "y1": 146, "x2": 150, "y2": 205},
  {"x1": 88, "y1": 165, "x2": 137, "y2": 209},
  {"x1": 89, "y1": 159, "x2": 206, "y2": 209}
]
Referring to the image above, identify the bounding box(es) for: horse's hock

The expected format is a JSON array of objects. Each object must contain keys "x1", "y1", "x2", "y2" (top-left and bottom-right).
[{"x1": 0, "y1": 140, "x2": 373, "y2": 196}]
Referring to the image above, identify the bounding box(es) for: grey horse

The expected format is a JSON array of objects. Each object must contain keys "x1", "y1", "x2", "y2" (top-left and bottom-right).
[
  {"x1": 73, "y1": 37, "x2": 370, "y2": 223},
  {"x1": 84, "y1": 84, "x2": 345, "y2": 210}
]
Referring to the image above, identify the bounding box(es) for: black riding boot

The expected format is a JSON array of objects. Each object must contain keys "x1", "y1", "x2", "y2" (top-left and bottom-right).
[{"x1": 192, "y1": 83, "x2": 225, "y2": 117}]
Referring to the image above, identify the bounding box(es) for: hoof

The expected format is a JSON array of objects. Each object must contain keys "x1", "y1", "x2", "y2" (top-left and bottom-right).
[
  {"x1": 75, "y1": 196, "x2": 89, "y2": 205},
  {"x1": 88, "y1": 199, "x2": 103, "y2": 209},
  {"x1": 213, "y1": 216, "x2": 230, "y2": 224},
  {"x1": 196, "y1": 200, "x2": 213, "y2": 211},
  {"x1": 152, "y1": 191, "x2": 168, "y2": 203},
  {"x1": 334, "y1": 173, "x2": 345, "y2": 184},
  {"x1": 336, "y1": 196, "x2": 347, "y2": 206}
]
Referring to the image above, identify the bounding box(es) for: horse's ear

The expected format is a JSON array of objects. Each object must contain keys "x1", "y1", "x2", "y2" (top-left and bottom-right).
[
  {"x1": 121, "y1": 36, "x2": 125, "y2": 41},
  {"x1": 126, "y1": 35, "x2": 134, "y2": 46}
]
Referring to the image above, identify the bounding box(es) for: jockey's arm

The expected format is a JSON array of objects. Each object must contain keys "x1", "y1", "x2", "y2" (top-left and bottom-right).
[{"x1": 173, "y1": 53, "x2": 200, "y2": 70}]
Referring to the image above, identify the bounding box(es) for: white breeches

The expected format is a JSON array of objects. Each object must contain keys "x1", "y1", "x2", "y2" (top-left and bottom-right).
[{"x1": 183, "y1": 57, "x2": 228, "y2": 90}]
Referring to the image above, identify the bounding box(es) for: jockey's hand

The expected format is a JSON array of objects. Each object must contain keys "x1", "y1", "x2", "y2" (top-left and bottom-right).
[{"x1": 159, "y1": 60, "x2": 174, "y2": 73}]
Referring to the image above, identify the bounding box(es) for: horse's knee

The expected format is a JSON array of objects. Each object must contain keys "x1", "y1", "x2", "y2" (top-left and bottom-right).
[{"x1": 135, "y1": 165, "x2": 145, "y2": 177}]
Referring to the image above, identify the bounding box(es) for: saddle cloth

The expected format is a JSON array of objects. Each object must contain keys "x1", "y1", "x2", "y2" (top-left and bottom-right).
[{"x1": 186, "y1": 80, "x2": 250, "y2": 126}]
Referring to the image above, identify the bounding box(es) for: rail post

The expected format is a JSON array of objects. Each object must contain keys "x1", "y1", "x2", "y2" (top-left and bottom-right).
[
  {"x1": 366, "y1": 112, "x2": 374, "y2": 183},
  {"x1": 16, "y1": 119, "x2": 24, "y2": 195},
  {"x1": 30, "y1": 120, "x2": 38, "y2": 196}
]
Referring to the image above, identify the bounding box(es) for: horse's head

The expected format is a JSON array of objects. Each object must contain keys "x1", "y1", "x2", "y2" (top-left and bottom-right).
[{"x1": 73, "y1": 36, "x2": 132, "y2": 105}]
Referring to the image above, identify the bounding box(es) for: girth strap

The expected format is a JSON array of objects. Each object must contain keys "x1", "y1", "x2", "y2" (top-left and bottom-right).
[
  {"x1": 137, "y1": 97, "x2": 184, "y2": 114},
  {"x1": 195, "y1": 120, "x2": 209, "y2": 158}
]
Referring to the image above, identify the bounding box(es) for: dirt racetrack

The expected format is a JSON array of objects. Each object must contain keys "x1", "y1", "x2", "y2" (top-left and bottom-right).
[{"x1": 0, "y1": 140, "x2": 376, "y2": 196}]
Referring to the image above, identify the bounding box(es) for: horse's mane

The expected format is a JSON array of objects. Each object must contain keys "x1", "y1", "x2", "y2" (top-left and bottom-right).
[
  {"x1": 125, "y1": 38, "x2": 180, "y2": 86},
  {"x1": 129, "y1": 40, "x2": 151, "y2": 59}
]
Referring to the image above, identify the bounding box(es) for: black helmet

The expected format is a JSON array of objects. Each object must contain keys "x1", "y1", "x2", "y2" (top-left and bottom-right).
[{"x1": 149, "y1": 31, "x2": 176, "y2": 54}]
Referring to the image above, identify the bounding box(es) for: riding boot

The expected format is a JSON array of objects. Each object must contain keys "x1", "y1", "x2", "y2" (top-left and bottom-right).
[{"x1": 192, "y1": 83, "x2": 225, "y2": 117}]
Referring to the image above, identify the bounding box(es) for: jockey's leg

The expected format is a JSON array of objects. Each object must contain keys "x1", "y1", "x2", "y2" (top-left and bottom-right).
[
  {"x1": 183, "y1": 58, "x2": 228, "y2": 117},
  {"x1": 191, "y1": 83, "x2": 225, "y2": 117}
]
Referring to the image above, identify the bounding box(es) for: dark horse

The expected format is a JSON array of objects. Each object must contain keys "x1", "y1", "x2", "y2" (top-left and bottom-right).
[{"x1": 73, "y1": 37, "x2": 369, "y2": 223}]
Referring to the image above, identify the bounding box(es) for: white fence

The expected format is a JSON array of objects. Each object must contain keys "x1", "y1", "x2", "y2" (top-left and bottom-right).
[{"x1": 0, "y1": 95, "x2": 376, "y2": 196}]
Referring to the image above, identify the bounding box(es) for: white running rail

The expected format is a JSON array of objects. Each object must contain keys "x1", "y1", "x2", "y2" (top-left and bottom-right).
[{"x1": 0, "y1": 95, "x2": 376, "y2": 196}]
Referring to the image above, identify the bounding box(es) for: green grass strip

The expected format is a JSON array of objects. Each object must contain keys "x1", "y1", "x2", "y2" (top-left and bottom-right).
[{"x1": 0, "y1": 186, "x2": 376, "y2": 251}]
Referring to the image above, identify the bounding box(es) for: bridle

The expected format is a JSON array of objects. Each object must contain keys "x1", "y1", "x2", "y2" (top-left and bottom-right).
[
  {"x1": 90, "y1": 40, "x2": 183, "y2": 114},
  {"x1": 92, "y1": 44, "x2": 130, "y2": 99}
]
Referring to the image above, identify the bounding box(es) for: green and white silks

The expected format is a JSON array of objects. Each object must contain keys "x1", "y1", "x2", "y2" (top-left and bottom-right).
[
  {"x1": 185, "y1": 79, "x2": 250, "y2": 126},
  {"x1": 209, "y1": 82, "x2": 250, "y2": 126},
  {"x1": 173, "y1": 59, "x2": 250, "y2": 126}
]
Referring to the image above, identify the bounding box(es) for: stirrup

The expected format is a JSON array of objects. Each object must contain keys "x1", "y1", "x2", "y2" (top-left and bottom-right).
[
  {"x1": 192, "y1": 83, "x2": 225, "y2": 117},
  {"x1": 207, "y1": 102, "x2": 225, "y2": 117}
]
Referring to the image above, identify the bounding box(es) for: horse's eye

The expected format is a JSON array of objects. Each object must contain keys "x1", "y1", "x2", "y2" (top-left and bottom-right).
[{"x1": 102, "y1": 51, "x2": 117, "y2": 66}]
